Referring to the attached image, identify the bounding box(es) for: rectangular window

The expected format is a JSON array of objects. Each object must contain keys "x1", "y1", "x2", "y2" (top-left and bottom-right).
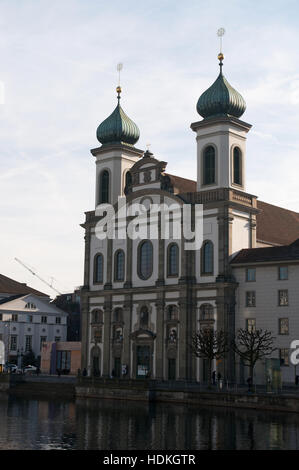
[
  {"x1": 25, "y1": 335, "x2": 32, "y2": 352},
  {"x1": 55, "y1": 317, "x2": 61, "y2": 324},
  {"x1": 41, "y1": 316, "x2": 47, "y2": 324},
  {"x1": 246, "y1": 268, "x2": 256, "y2": 282},
  {"x1": 11, "y1": 314, "x2": 18, "y2": 322},
  {"x1": 40, "y1": 336, "x2": 47, "y2": 350},
  {"x1": 10, "y1": 335, "x2": 17, "y2": 351},
  {"x1": 279, "y1": 318, "x2": 289, "y2": 335},
  {"x1": 0, "y1": 314, "x2": 2, "y2": 321},
  {"x1": 56, "y1": 351, "x2": 71, "y2": 372},
  {"x1": 278, "y1": 266, "x2": 288, "y2": 280},
  {"x1": 27, "y1": 315, "x2": 33, "y2": 323},
  {"x1": 246, "y1": 291, "x2": 256, "y2": 307},
  {"x1": 54, "y1": 337, "x2": 61, "y2": 342},
  {"x1": 279, "y1": 348, "x2": 289, "y2": 366},
  {"x1": 246, "y1": 318, "x2": 256, "y2": 332},
  {"x1": 278, "y1": 290, "x2": 288, "y2": 306}
]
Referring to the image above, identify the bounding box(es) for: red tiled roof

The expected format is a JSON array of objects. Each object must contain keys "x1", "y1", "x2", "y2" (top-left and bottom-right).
[
  {"x1": 166, "y1": 174, "x2": 299, "y2": 246},
  {"x1": 256, "y1": 200, "x2": 299, "y2": 246},
  {"x1": 0, "y1": 274, "x2": 48, "y2": 297},
  {"x1": 165, "y1": 173, "x2": 197, "y2": 194},
  {"x1": 231, "y1": 239, "x2": 299, "y2": 265}
]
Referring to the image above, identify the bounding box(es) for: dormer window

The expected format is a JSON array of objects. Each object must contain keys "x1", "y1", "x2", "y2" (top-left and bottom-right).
[{"x1": 25, "y1": 302, "x2": 36, "y2": 309}]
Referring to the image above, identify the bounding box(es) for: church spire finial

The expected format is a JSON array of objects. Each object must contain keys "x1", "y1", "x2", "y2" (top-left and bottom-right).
[
  {"x1": 217, "y1": 27, "x2": 225, "y2": 74},
  {"x1": 116, "y1": 63, "x2": 123, "y2": 102}
]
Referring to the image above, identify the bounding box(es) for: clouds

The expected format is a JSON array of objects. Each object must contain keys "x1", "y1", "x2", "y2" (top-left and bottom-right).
[{"x1": 0, "y1": 0, "x2": 299, "y2": 296}]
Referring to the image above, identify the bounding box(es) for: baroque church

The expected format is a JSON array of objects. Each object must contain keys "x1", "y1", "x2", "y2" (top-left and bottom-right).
[{"x1": 80, "y1": 53, "x2": 299, "y2": 384}]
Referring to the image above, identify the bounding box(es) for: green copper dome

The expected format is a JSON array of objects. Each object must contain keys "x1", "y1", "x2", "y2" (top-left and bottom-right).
[
  {"x1": 197, "y1": 56, "x2": 246, "y2": 119},
  {"x1": 97, "y1": 88, "x2": 140, "y2": 146}
]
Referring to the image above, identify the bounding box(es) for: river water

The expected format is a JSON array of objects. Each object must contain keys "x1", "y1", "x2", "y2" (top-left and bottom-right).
[{"x1": 0, "y1": 394, "x2": 298, "y2": 450}]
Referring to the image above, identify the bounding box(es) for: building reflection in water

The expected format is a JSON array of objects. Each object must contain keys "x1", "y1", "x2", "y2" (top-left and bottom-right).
[{"x1": 0, "y1": 395, "x2": 299, "y2": 450}]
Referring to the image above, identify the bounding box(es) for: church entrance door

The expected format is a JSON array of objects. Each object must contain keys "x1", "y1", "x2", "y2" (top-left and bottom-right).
[{"x1": 136, "y1": 345, "x2": 150, "y2": 378}]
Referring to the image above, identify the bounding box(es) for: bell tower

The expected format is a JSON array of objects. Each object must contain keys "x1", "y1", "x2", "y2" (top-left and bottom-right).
[
  {"x1": 191, "y1": 51, "x2": 251, "y2": 192},
  {"x1": 92, "y1": 84, "x2": 143, "y2": 207}
]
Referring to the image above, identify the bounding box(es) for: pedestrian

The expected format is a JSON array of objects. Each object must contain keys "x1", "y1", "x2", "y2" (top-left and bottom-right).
[
  {"x1": 56, "y1": 368, "x2": 61, "y2": 377},
  {"x1": 212, "y1": 371, "x2": 216, "y2": 385},
  {"x1": 217, "y1": 372, "x2": 221, "y2": 382},
  {"x1": 82, "y1": 368, "x2": 87, "y2": 377}
]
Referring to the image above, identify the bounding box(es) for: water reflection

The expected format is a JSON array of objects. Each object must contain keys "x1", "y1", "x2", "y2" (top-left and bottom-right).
[{"x1": 0, "y1": 393, "x2": 299, "y2": 450}]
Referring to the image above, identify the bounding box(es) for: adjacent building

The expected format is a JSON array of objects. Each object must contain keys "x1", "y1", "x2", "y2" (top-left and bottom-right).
[{"x1": 0, "y1": 275, "x2": 68, "y2": 365}]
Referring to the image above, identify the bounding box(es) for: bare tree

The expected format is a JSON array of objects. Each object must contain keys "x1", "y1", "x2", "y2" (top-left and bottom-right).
[
  {"x1": 191, "y1": 329, "x2": 229, "y2": 387},
  {"x1": 233, "y1": 328, "x2": 276, "y2": 385}
]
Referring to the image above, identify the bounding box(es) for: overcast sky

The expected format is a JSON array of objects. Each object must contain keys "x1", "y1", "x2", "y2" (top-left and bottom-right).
[{"x1": 0, "y1": 0, "x2": 299, "y2": 297}]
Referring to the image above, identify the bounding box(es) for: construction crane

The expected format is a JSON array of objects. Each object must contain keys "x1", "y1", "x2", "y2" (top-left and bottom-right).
[{"x1": 14, "y1": 257, "x2": 62, "y2": 295}]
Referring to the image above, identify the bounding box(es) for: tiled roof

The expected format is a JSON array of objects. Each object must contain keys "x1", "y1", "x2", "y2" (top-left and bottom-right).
[
  {"x1": 166, "y1": 174, "x2": 299, "y2": 246},
  {"x1": 256, "y1": 200, "x2": 299, "y2": 246},
  {"x1": 231, "y1": 239, "x2": 299, "y2": 265},
  {"x1": 166, "y1": 174, "x2": 197, "y2": 194},
  {"x1": 0, "y1": 274, "x2": 48, "y2": 297}
]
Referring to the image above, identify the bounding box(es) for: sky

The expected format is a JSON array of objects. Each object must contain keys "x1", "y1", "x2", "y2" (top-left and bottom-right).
[{"x1": 0, "y1": 0, "x2": 299, "y2": 297}]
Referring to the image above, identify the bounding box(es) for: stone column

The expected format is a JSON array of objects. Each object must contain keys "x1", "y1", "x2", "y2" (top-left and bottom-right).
[
  {"x1": 122, "y1": 295, "x2": 132, "y2": 378},
  {"x1": 104, "y1": 239, "x2": 113, "y2": 290},
  {"x1": 124, "y1": 236, "x2": 132, "y2": 288},
  {"x1": 156, "y1": 197, "x2": 165, "y2": 287},
  {"x1": 80, "y1": 289, "x2": 90, "y2": 370},
  {"x1": 102, "y1": 297, "x2": 112, "y2": 377},
  {"x1": 155, "y1": 297, "x2": 165, "y2": 380}
]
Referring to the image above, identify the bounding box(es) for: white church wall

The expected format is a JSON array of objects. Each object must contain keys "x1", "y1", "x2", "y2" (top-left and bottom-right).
[{"x1": 231, "y1": 211, "x2": 251, "y2": 256}]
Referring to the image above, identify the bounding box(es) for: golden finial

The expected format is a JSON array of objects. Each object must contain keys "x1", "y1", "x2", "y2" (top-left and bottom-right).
[
  {"x1": 217, "y1": 28, "x2": 225, "y2": 72},
  {"x1": 116, "y1": 86, "x2": 122, "y2": 94}
]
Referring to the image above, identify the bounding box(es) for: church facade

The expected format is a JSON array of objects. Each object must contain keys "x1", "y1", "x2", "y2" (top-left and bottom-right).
[{"x1": 80, "y1": 55, "x2": 299, "y2": 385}]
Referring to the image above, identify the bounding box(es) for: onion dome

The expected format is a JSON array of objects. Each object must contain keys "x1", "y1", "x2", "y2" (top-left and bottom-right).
[
  {"x1": 197, "y1": 53, "x2": 246, "y2": 119},
  {"x1": 97, "y1": 86, "x2": 140, "y2": 146}
]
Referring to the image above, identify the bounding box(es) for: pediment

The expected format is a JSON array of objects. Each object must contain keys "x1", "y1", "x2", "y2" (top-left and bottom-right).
[{"x1": 130, "y1": 329, "x2": 156, "y2": 340}]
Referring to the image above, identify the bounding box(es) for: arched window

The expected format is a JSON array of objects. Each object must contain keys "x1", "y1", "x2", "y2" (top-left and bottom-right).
[
  {"x1": 201, "y1": 241, "x2": 213, "y2": 275},
  {"x1": 140, "y1": 306, "x2": 149, "y2": 328},
  {"x1": 233, "y1": 147, "x2": 242, "y2": 185},
  {"x1": 167, "y1": 305, "x2": 178, "y2": 321},
  {"x1": 138, "y1": 241, "x2": 153, "y2": 280},
  {"x1": 91, "y1": 309, "x2": 103, "y2": 324},
  {"x1": 94, "y1": 254, "x2": 104, "y2": 283},
  {"x1": 124, "y1": 171, "x2": 132, "y2": 194},
  {"x1": 114, "y1": 250, "x2": 125, "y2": 282},
  {"x1": 200, "y1": 304, "x2": 214, "y2": 321},
  {"x1": 114, "y1": 308, "x2": 123, "y2": 323},
  {"x1": 167, "y1": 243, "x2": 179, "y2": 277},
  {"x1": 99, "y1": 170, "x2": 109, "y2": 203},
  {"x1": 203, "y1": 146, "x2": 216, "y2": 185}
]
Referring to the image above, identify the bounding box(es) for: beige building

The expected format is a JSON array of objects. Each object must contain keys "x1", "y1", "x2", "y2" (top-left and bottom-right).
[
  {"x1": 41, "y1": 341, "x2": 81, "y2": 375},
  {"x1": 80, "y1": 55, "x2": 299, "y2": 384}
]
